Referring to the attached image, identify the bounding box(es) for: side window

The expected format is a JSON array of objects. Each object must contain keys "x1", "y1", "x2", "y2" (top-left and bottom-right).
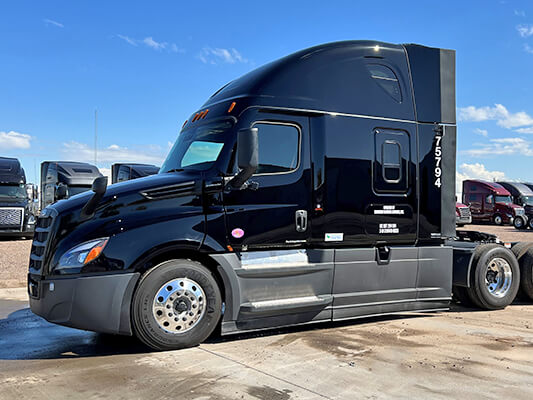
[
  {"x1": 373, "y1": 129, "x2": 410, "y2": 194},
  {"x1": 117, "y1": 166, "x2": 130, "y2": 182},
  {"x1": 486, "y1": 195, "x2": 493, "y2": 204},
  {"x1": 367, "y1": 64, "x2": 402, "y2": 103},
  {"x1": 254, "y1": 123, "x2": 300, "y2": 174}
]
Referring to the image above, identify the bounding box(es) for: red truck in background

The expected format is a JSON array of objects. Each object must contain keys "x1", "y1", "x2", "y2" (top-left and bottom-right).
[
  {"x1": 462, "y1": 180, "x2": 526, "y2": 228},
  {"x1": 455, "y1": 202, "x2": 472, "y2": 227}
]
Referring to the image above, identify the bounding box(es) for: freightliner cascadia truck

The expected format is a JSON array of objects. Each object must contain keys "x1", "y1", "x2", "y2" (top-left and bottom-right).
[
  {"x1": 0, "y1": 157, "x2": 36, "y2": 238},
  {"x1": 40, "y1": 161, "x2": 103, "y2": 210},
  {"x1": 28, "y1": 41, "x2": 533, "y2": 350}
]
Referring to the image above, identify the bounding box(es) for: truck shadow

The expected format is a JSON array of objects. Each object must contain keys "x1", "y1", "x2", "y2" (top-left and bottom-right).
[{"x1": 0, "y1": 306, "x2": 434, "y2": 361}]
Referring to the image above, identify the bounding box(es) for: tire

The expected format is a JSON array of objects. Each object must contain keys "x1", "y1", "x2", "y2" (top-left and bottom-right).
[
  {"x1": 517, "y1": 248, "x2": 533, "y2": 301},
  {"x1": 466, "y1": 244, "x2": 520, "y2": 310},
  {"x1": 514, "y1": 216, "x2": 526, "y2": 230},
  {"x1": 493, "y1": 214, "x2": 503, "y2": 225},
  {"x1": 511, "y1": 242, "x2": 533, "y2": 300},
  {"x1": 529, "y1": 218, "x2": 533, "y2": 230},
  {"x1": 132, "y1": 259, "x2": 222, "y2": 351}
]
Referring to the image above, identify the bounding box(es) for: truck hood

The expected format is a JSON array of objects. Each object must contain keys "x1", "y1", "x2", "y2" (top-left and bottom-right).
[{"x1": 50, "y1": 171, "x2": 203, "y2": 215}]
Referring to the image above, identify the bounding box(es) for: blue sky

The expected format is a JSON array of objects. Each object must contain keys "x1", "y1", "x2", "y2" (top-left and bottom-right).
[{"x1": 1, "y1": 1, "x2": 533, "y2": 192}]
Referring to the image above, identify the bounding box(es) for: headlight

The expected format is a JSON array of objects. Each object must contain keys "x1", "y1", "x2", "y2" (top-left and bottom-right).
[{"x1": 58, "y1": 238, "x2": 109, "y2": 269}]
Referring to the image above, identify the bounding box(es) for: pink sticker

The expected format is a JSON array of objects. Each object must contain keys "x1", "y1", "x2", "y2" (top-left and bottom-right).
[{"x1": 231, "y1": 228, "x2": 245, "y2": 239}]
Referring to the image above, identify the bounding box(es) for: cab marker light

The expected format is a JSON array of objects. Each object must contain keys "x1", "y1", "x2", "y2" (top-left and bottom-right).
[
  {"x1": 228, "y1": 102, "x2": 236, "y2": 113},
  {"x1": 201, "y1": 109, "x2": 209, "y2": 119},
  {"x1": 182, "y1": 120, "x2": 188, "y2": 128}
]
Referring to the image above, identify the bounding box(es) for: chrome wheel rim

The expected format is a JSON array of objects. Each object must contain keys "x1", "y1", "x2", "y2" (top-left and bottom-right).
[
  {"x1": 485, "y1": 257, "x2": 512, "y2": 298},
  {"x1": 152, "y1": 278, "x2": 206, "y2": 333},
  {"x1": 515, "y1": 217, "x2": 523, "y2": 228},
  {"x1": 494, "y1": 216, "x2": 502, "y2": 225}
]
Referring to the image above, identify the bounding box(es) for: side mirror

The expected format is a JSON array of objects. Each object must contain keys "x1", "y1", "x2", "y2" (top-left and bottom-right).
[
  {"x1": 92, "y1": 176, "x2": 108, "y2": 195},
  {"x1": 229, "y1": 128, "x2": 259, "y2": 189},
  {"x1": 56, "y1": 183, "x2": 68, "y2": 200},
  {"x1": 80, "y1": 176, "x2": 108, "y2": 221}
]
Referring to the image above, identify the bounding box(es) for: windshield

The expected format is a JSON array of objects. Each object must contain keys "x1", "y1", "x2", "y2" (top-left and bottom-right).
[
  {"x1": 0, "y1": 184, "x2": 26, "y2": 200},
  {"x1": 161, "y1": 120, "x2": 234, "y2": 173},
  {"x1": 522, "y1": 196, "x2": 533, "y2": 206},
  {"x1": 68, "y1": 186, "x2": 92, "y2": 197},
  {"x1": 495, "y1": 195, "x2": 512, "y2": 204}
]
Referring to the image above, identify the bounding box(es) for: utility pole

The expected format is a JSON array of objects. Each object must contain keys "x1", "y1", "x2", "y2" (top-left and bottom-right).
[{"x1": 94, "y1": 109, "x2": 98, "y2": 166}]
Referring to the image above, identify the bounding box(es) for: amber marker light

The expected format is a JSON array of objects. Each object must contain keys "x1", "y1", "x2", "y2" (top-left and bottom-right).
[
  {"x1": 84, "y1": 238, "x2": 109, "y2": 264},
  {"x1": 228, "y1": 102, "x2": 236, "y2": 113},
  {"x1": 201, "y1": 109, "x2": 209, "y2": 119}
]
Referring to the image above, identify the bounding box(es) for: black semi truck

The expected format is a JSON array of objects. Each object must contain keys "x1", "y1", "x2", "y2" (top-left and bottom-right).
[
  {"x1": 0, "y1": 157, "x2": 36, "y2": 238},
  {"x1": 111, "y1": 163, "x2": 159, "y2": 184},
  {"x1": 40, "y1": 161, "x2": 103, "y2": 210},
  {"x1": 28, "y1": 41, "x2": 533, "y2": 351},
  {"x1": 497, "y1": 181, "x2": 533, "y2": 229}
]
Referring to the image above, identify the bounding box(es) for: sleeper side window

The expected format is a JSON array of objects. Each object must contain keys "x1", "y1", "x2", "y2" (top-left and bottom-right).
[
  {"x1": 253, "y1": 122, "x2": 300, "y2": 175},
  {"x1": 117, "y1": 166, "x2": 130, "y2": 182},
  {"x1": 367, "y1": 64, "x2": 402, "y2": 103}
]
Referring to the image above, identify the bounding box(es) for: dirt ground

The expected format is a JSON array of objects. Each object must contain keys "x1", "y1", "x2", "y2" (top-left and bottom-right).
[
  {"x1": 1, "y1": 224, "x2": 532, "y2": 289},
  {"x1": 0, "y1": 288, "x2": 532, "y2": 399}
]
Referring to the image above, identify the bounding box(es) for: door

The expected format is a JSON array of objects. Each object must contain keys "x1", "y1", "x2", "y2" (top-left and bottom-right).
[{"x1": 223, "y1": 112, "x2": 311, "y2": 249}]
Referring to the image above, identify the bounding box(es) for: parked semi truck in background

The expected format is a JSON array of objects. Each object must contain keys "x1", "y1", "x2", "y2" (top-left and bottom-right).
[
  {"x1": 28, "y1": 41, "x2": 533, "y2": 351},
  {"x1": 497, "y1": 181, "x2": 533, "y2": 229},
  {"x1": 111, "y1": 163, "x2": 159, "y2": 184},
  {"x1": 0, "y1": 157, "x2": 36, "y2": 238},
  {"x1": 455, "y1": 202, "x2": 472, "y2": 227},
  {"x1": 40, "y1": 161, "x2": 102, "y2": 210},
  {"x1": 462, "y1": 180, "x2": 526, "y2": 228}
]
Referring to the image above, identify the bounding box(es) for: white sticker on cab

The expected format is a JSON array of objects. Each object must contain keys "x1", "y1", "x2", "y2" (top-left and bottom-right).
[{"x1": 325, "y1": 233, "x2": 344, "y2": 242}]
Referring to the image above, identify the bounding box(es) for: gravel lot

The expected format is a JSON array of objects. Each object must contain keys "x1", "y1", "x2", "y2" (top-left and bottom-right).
[
  {"x1": 0, "y1": 238, "x2": 31, "y2": 289},
  {"x1": 1, "y1": 224, "x2": 533, "y2": 289}
]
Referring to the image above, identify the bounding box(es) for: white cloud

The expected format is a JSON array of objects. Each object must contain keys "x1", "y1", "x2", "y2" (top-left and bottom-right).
[
  {"x1": 474, "y1": 128, "x2": 488, "y2": 137},
  {"x1": 117, "y1": 34, "x2": 138, "y2": 46},
  {"x1": 458, "y1": 104, "x2": 533, "y2": 129},
  {"x1": 117, "y1": 35, "x2": 183, "y2": 53},
  {"x1": 43, "y1": 19, "x2": 64, "y2": 28},
  {"x1": 456, "y1": 163, "x2": 507, "y2": 196},
  {"x1": 143, "y1": 37, "x2": 167, "y2": 51},
  {"x1": 517, "y1": 24, "x2": 533, "y2": 37},
  {"x1": 516, "y1": 126, "x2": 533, "y2": 134},
  {"x1": 0, "y1": 131, "x2": 32, "y2": 150},
  {"x1": 525, "y1": 44, "x2": 533, "y2": 54},
  {"x1": 464, "y1": 137, "x2": 533, "y2": 157},
  {"x1": 99, "y1": 167, "x2": 112, "y2": 181},
  {"x1": 515, "y1": 10, "x2": 526, "y2": 17},
  {"x1": 198, "y1": 47, "x2": 247, "y2": 64},
  {"x1": 62, "y1": 142, "x2": 166, "y2": 165}
]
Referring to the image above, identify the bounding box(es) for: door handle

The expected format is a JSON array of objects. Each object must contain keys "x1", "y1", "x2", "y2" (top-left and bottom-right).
[
  {"x1": 376, "y1": 246, "x2": 391, "y2": 265},
  {"x1": 295, "y1": 210, "x2": 308, "y2": 232}
]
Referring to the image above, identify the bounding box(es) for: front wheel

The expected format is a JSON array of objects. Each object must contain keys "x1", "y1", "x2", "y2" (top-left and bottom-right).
[
  {"x1": 493, "y1": 214, "x2": 503, "y2": 225},
  {"x1": 466, "y1": 244, "x2": 520, "y2": 310},
  {"x1": 528, "y1": 218, "x2": 533, "y2": 230},
  {"x1": 514, "y1": 216, "x2": 526, "y2": 230},
  {"x1": 132, "y1": 259, "x2": 222, "y2": 351}
]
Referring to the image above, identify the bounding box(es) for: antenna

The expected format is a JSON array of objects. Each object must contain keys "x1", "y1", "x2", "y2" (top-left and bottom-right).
[{"x1": 94, "y1": 109, "x2": 98, "y2": 165}]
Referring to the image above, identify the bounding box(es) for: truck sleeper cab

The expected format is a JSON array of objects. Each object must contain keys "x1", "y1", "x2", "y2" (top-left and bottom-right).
[
  {"x1": 28, "y1": 41, "x2": 528, "y2": 350},
  {"x1": 497, "y1": 181, "x2": 533, "y2": 229},
  {"x1": 0, "y1": 157, "x2": 36, "y2": 238},
  {"x1": 111, "y1": 163, "x2": 160, "y2": 184},
  {"x1": 462, "y1": 180, "x2": 526, "y2": 228},
  {"x1": 40, "y1": 161, "x2": 103, "y2": 210}
]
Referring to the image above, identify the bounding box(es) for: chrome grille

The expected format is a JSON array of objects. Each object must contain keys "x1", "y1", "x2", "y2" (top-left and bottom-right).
[
  {"x1": 0, "y1": 207, "x2": 23, "y2": 229},
  {"x1": 29, "y1": 210, "x2": 56, "y2": 274},
  {"x1": 458, "y1": 208, "x2": 471, "y2": 218}
]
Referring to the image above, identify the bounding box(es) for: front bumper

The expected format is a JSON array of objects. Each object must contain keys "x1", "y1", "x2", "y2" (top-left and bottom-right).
[
  {"x1": 456, "y1": 216, "x2": 472, "y2": 225},
  {"x1": 28, "y1": 272, "x2": 140, "y2": 335}
]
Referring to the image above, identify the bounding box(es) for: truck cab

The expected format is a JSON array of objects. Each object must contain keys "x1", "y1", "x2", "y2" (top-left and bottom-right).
[
  {"x1": 462, "y1": 180, "x2": 525, "y2": 227},
  {"x1": 111, "y1": 163, "x2": 159, "y2": 184},
  {"x1": 0, "y1": 157, "x2": 36, "y2": 238},
  {"x1": 455, "y1": 202, "x2": 472, "y2": 227},
  {"x1": 40, "y1": 161, "x2": 103, "y2": 210},
  {"x1": 497, "y1": 181, "x2": 533, "y2": 229},
  {"x1": 28, "y1": 41, "x2": 526, "y2": 351}
]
